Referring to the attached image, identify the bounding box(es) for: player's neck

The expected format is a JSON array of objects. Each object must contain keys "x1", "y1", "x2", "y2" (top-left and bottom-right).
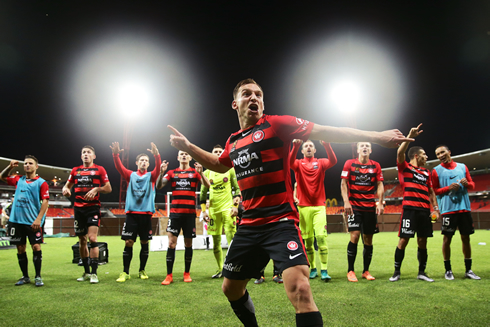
[
  {"x1": 25, "y1": 172, "x2": 36, "y2": 179},
  {"x1": 409, "y1": 159, "x2": 420, "y2": 168},
  {"x1": 239, "y1": 115, "x2": 261, "y2": 131},
  {"x1": 83, "y1": 162, "x2": 94, "y2": 168},
  {"x1": 138, "y1": 168, "x2": 147, "y2": 174},
  {"x1": 358, "y1": 156, "x2": 369, "y2": 164},
  {"x1": 180, "y1": 163, "x2": 190, "y2": 170}
]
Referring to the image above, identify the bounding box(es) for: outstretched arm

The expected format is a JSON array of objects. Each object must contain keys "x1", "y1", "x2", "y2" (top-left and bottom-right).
[
  {"x1": 156, "y1": 161, "x2": 169, "y2": 189},
  {"x1": 309, "y1": 124, "x2": 414, "y2": 148},
  {"x1": 397, "y1": 123, "x2": 423, "y2": 164},
  {"x1": 0, "y1": 160, "x2": 18, "y2": 183},
  {"x1": 321, "y1": 141, "x2": 337, "y2": 169},
  {"x1": 168, "y1": 125, "x2": 230, "y2": 173}
]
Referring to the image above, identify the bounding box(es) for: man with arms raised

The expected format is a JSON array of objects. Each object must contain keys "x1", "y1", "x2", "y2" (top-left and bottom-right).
[
  {"x1": 156, "y1": 150, "x2": 210, "y2": 285},
  {"x1": 341, "y1": 142, "x2": 384, "y2": 282},
  {"x1": 111, "y1": 142, "x2": 161, "y2": 282},
  {"x1": 389, "y1": 124, "x2": 439, "y2": 282},
  {"x1": 63, "y1": 146, "x2": 112, "y2": 284},
  {"x1": 1, "y1": 156, "x2": 49, "y2": 287},
  {"x1": 431, "y1": 145, "x2": 480, "y2": 280},
  {"x1": 290, "y1": 139, "x2": 337, "y2": 282},
  {"x1": 200, "y1": 144, "x2": 241, "y2": 278},
  {"x1": 167, "y1": 78, "x2": 411, "y2": 326}
]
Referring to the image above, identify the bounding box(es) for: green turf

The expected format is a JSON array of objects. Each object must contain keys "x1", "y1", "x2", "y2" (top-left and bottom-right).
[{"x1": 0, "y1": 230, "x2": 489, "y2": 326}]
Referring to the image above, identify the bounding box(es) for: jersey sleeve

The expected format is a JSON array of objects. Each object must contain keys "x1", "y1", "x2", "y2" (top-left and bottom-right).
[
  {"x1": 113, "y1": 154, "x2": 132, "y2": 183},
  {"x1": 164, "y1": 170, "x2": 173, "y2": 181},
  {"x1": 151, "y1": 154, "x2": 162, "y2": 183},
  {"x1": 430, "y1": 169, "x2": 448, "y2": 195},
  {"x1": 6, "y1": 175, "x2": 20, "y2": 186},
  {"x1": 218, "y1": 136, "x2": 233, "y2": 168},
  {"x1": 199, "y1": 170, "x2": 210, "y2": 202},
  {"x1": 289, "y1": 141, "x2": 301, "y2": 171},
  {"x1": 67, "y1": 167, "x2": 77, "y2": 183},
  {"x1": 375, "y1": 162, "x2": 384, "y2": 181},
  {"x1": 268, "y1": 115, "x2": 314, "y2": 142},
  {"x1": 320, "y1": 142, "x2": 337, "y2": 170},
  {"x1": 230, "y1": 168, "x2": 241, "y2": 197},
  {"x1": 341, "y1": 160, "x2": 351, "y2": 179},
  {"x1": 40, "y1": 181, "x2": 50, "y2": 200},
  {"x1": 464, "y1": 165, "x2": 475, "y2": 190},
  {"x1": 98, "y1": 166, "x2": 110, "y2": 184}
]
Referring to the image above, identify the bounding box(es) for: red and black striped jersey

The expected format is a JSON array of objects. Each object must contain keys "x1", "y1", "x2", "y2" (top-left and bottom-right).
[
  {"x1": 219, "y1": 114, "x2": 313, "y2": 226},
  {"x1": 341, "y1": 159, "x2": 383, "y2": 211},
  {"x1": 397, "y1": 161, "x2": 432, "y2": 211},
  {"x1": 67, "y1": 164, "x2": 110, "y2": 207},
  {"x1": 165, "y1": 167, "x2": 201, "y2": 216}
]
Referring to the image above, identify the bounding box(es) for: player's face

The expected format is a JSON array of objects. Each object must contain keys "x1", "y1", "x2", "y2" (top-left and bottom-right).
[
  {"x1": 435, "y1": 146, "x2": 451, "y2": 164},
  {"x1": 177, "y1": 151, "x2": 191, "y2": 164},
  {"x1": 81, "y1": 148, "x2": 96, "y2": 165},
  {"x1": 212, "y1": 148, "x2": 223, "y2": 157},
  {"x1": 357, "y1": 142, "x2": 372, "y2": 157},
  {"x1": 205, "y1": 199, "x2": 210, "y2": 209},
  {"x1": 301, "y1": 141, "x2": 316, "y2": 158},
  {"x1": 416, "y1": 149, "x2": 428, "y2": 166},
  {"x1": 24, "y1": 159, "x2": 38, "y2": 173},
  {"x1": 232, "y1": 83, "x2": 264, "y2": 124},
  {"x1": 136, "y1": 156, "x2": 150, "y2": 171}
]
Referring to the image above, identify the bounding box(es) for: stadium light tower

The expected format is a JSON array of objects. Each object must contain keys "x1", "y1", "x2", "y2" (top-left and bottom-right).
[
  {"x1": 330, "y1": 79, "x2": 362, "y2": 158},
  {"x1": 116, "y1": 82, "x2": 151, "y2": 208}
]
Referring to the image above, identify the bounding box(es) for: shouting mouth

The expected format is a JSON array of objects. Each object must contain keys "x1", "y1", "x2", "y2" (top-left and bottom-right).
[{"x1": 248, "y1": 104, "x2": 259, "y2": 112}]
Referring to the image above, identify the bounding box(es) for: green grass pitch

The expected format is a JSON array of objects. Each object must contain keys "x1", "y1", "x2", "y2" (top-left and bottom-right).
[{"x1": 0, "y1": 230, "x2": 489, "y2": 326}]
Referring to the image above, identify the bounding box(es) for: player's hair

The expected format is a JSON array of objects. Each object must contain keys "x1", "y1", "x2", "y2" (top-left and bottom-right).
[
  {"x1": 302, "y1": 140, "x2": 315, "y2": 147},
  {"x1": 24, "y1": 155, "x2": 38, "y2": 165},
  {"x1": 408, "y1": 146, "x2": 424, "y2": 160},
  {"x1": 233, "y1": 78, "x2": 263, "y2": 99},
  {"x1": 213, "y1": 144, "x2": 223, "y2": 150},
  {"x1": 81, "y1": 145, "x2": 96, "y2": 154},
  {"x1": 357, "y1": 142, "x2": 371, "y2": 149},
  {"x1": 136, "y1": 153, "x2": 149, "y2": 161},
  {"x1": 435, "y1": 144, "x2": 449, "y2": 151}
]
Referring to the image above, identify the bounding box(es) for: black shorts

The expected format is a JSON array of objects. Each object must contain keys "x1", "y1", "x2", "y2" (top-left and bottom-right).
[
  {"x1": 222, "y1": 219, "x2": 308, "y2": 280},
  {"x1": 441, "y1": 212, "x2": 475, "y2": 236},
  {"x1": 398, "y1": 209, "x2": 433, "y2": 238},
  {"x1": 166, "y1": 214, "x2": 196, "y2": 238},
  {"x1": 347, "y1": 210, "x2": 379, "y2": 235},
  {"x1": 74, "y1": 206, "x2": 101, "y2": 236},
  {"x1": 121, "y1": 213, "x2": 153, "y2": 241},
  {"x1": 8, "y1": 222, "x2": 43, "y2": 245}
]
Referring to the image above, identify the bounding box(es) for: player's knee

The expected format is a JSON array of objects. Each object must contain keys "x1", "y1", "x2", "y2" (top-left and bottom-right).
[
  {"x1": 17, "y1": 245, "x2": 27, "y2": 254},
  {"x1": 32, "y1": 244, "x2": 41, "y2": 252},
  {"x1": 316, "y1": 235, "x2": 327, "y2": 249},
  {"x1": 126, "y1": 239, "x2": 135, "y2": 247},
  {"x1": 461, "y1": 235, "x2": 470, "y2": 244},
  {"x1": 305, "y1": 237, "x2": 314, "y2": 250},
  {"x1": 88, "y1": 235, "x2": 97, "y2": 243}
]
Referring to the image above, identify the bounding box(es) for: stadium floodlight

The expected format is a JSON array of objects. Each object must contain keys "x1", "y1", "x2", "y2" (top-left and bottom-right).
[
  {"x1": 329, "y1": 79, "x2": 362, "y2": 114},
  {"x1": 116, "y1": 82, "x2": 151, "y2": 119}
]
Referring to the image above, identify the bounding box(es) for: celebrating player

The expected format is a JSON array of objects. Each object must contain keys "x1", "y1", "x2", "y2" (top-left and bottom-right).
[
  {"x1": 389, "y1": 124, "x2": 439, "y2": 282},
  {"x1": 167, "y1": 78, "x2": 413, "y2": 326},
  {"x1": 200, "y1": 144, "x2": 241, "y2": 278},
  {"x1": 156, "y1": 151, "x2": 210, "y2": 285},
  {"x1": 431, "y1": 145, "x2": 480, "y2": 280},
  {"x1": 1, "y1": 156, "x2": 49, "y2": 287},
  {"x1": 111, "y1": 142, "x2": 162, "y2": 282},
  {"x1": 341, "y1": 142, "x2": 384, "y2": 282},
  {"x1": 290, "y1": 139, "x2": 337, "y2": 281},
  {"x1": 63, "y1": 145, "x2": 112, "y2": 284}
]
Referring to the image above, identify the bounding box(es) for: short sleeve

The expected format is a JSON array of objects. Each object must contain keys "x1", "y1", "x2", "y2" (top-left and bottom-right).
[
  {"x1": 341, "y1": 160, "x2": 351, "y2": 179},
  {"x1": 67, "y1": 167, "x2": 77, "y2": 183},
  {"x1": 40, "y1": 182, "x2": 50, "y2": 200},
  {"x1": 6, "y1": 175, "x2": 20, "y2": 186},
  {"x1": 98, "y1": 166, "x2": 110, "y2": 184},
  {"x1": 375, "y1": 162, "x2": 384, "y2": 181},
  {"x1": 218, "y1": 137, "x2": 233, "y2": 168},
  {"x1": 268, "y1": 115, "x2": 314, "y2": 142}
]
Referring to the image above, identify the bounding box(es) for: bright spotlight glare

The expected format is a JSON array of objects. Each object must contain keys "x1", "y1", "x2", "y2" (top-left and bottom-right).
[
  {"x1": 330, "y1": 80, "x2": 361, "y2": 113},
  {"x1": 116, "y1": 82, "x2": 150, "y2": 119}
]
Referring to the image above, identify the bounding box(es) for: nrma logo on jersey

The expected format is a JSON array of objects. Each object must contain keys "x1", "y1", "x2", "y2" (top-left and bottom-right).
[
  {"x1": 176, "y1": 179, "x2": 191, "y2": 188},
  {"x1": 233, "y1": 149, "x2": 259, "y2": 169}
]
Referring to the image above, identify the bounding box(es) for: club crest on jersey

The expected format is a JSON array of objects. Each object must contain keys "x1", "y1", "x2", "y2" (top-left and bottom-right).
[
  {"x1": 287, "y1": 241, "x2": 298, "y2": 251},
  {"x1": 188, "y1": 174, "x2": 194, "y2": 178},
  {"x1": 223, "y1": 177, "x2": 228, "y2": 183},
  {"x1": 296, "y1": 118, "x2": 304, "y2": 125},
  {"x1": 233, "y1": 149, "x2": 259, "y2": 169},
  {"x1": 231, "y1": 140, "x2": 238, "y2": 153},
  {"x1": 90, "y1": 171, "x2": 96, "y2": 175},
  {"x1": 252, "y1": 130, "x2": 265, "y2": 143},
  {"x1": 369, "y1": 169, "x2": 374, "y2": 173},
  {"x1": 210, "y1": 179, "x2": 214, "y2": 185}
]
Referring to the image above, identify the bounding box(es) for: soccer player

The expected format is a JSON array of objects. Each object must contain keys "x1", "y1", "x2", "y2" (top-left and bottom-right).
[
  {"x1": 156, "y1": 150, "x2": 210, "y2": 285},
  {"x1": 341, "y1": 142, "x2": 384, "y2": 282},
  {"x1": 0, "y1": 156, "x2": 49, "y2": 287},
  {"x1": 167, "y1": 78, "x2": 412, "y2": 326},
  {"x1": 431, "y1": 145, "x2": 481, "y2": 280},
  {"x1": 62, "y1": 145, "x2": 112, "y2": 284},
  {"x1": 200, "y1": 144, "x2": 241, "y2": 278},
  {"x1": 111, "y1": 141, "x2": 162, "y2": 282},
  {"x1": 389, "y1": 124, "x2": 439, "y2": 282},
  {"x1": 290, "y1": 139, "x2": 337, "y2": 281}
]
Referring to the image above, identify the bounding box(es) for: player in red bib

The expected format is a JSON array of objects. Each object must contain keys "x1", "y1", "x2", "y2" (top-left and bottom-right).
[
  {"x1": 341, "y1": 142, "x2": 384, "y2": 282},
  {"x1": 167, "y1": 78, "x2": 413, "y2": 327},
  {"x1": 63, "y1": 145, "x2": 112, "y2": 284},
  {"x1": 290, "y1": 139, "x2": 337, "y2": 282}
]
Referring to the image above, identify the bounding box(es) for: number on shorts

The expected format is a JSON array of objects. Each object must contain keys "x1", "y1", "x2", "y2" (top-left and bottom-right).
[
  {"x1": 74, "y1": 220, "x2": 78, "y2": 228},
  {"x1": 209, "y1": 219, "x2": 214, "y2": 226},
  {"x1": 442, "y1": 217, "x2": 450, "y2": 226},
  {"x1": 348, "y1": 214, "x2": 355, "y2": 222},
  {"x1": 10, "y1": 227, "x2": 15, "y2": 236},
  {"x1": 402, "y1": 219, "x2": 410, "y2": 228}
]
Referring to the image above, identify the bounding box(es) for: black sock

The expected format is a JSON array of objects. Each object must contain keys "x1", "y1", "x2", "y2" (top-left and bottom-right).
[
  {"x1": 417, "y1": 248, "x2": 428, "y2": 274},
  {"x1": 444, "y1": 260, "x2": 452, "y2": 272},
  {"x1": 394, "y1": 247, "x2": 405, "y2": 272},
  {"x1": 91, "y1": 258, "x2": 99, "y2": 275},
  {"x1": 139, "y1": 243, "x2": 149, "y2": 271},
  {"x1": 273, "y1": 262, "x2": 280, "y2": 276},
  {"x1": 229, "y1": 290, "x2": 258, "y2": 327},
  {"x1": 464, "y1": 258, "x2": 472, "y2": 272},
  {"x1": 363, "y1": 245, "x2": 373, "y2": 273},
  {"x1": 166, "y1": 248, "x2": 175, "y2": 275},
  {"x1": 33, "y1": 250, "x2": 42, "y2": 278},
  {"x1": 82, "y1": 257, "x2": 90, "y2": 274},
  {"x1": 347, "y1": 241, "x2": 357, "y2": 272},
  {"x1": 296, "y1": 311, "x2": 323, "y2": 327},
  {"x1": 205, "y1": 237, "x2": 209, "y2": 250},
  {"x1": 184, "y1": 246, "x2": 193, "y2": 273},
  {"x1": 123, "y1": 246, "x2": 133, "y2": 274},
  {"x1": 17, "y1": 252, "x2": 29, "y2": 277}
]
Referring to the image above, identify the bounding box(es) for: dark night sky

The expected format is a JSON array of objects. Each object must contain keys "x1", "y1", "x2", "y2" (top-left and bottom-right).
[{"x1": 1, "y1": 1, "x2": 489, "y2": 201}]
